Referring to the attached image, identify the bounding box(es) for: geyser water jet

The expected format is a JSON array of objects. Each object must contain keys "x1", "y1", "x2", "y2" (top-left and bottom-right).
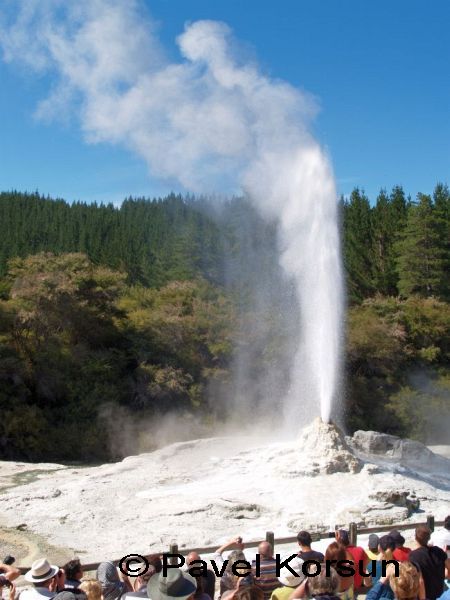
[
  {"x1": 1, "y1": 2, "x2": 344, "y2": 428},
  {"x1": 245, "y1": 146, "x2": 344, "y2": 428}
]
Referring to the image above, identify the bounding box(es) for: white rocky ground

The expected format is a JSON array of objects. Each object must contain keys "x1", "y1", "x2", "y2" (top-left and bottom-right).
[{"x1": 0, "y1": 419, "x2": 449, "y2": 564}]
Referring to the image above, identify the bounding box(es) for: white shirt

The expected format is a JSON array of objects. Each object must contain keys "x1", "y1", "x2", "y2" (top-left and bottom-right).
[
  {"x1": 19, "y1": 587, "x2": 55, "y2": 600},
  {"x1": 430, "y1": 527, "x2": 450, "y2": 551}
]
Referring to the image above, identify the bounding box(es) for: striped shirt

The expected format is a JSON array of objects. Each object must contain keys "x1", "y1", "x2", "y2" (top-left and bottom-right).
[{"x1": 251, "y1": 558, "x2": 279, "y2": 600}]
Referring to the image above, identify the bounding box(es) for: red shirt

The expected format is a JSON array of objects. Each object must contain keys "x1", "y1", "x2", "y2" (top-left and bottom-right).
[
  {"x1": 347, "y1": 545, "x2": 368, "y2": 589},
  {"x1": 393, "y1": 547, "x2": 411, "y2": 561}
]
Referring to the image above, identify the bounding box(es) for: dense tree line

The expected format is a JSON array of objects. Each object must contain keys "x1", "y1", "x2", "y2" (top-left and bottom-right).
[
  {"x1": 0, "y1": 187, "x2": 448, "y2": 461},
  {"x1": 0, "y1": 192, "x2": 223, "y2": 287},
  {"x1": 342, "y1": 183, "x2": 449, "y2": 302}
]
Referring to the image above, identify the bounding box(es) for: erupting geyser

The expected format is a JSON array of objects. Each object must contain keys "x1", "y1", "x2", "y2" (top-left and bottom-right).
[
  {"x1": 246, "y1": 146, "x2": 344, "y2": 428},
  {"x1": 1, "y1": 2, "x2": 344, "y2": 428}
]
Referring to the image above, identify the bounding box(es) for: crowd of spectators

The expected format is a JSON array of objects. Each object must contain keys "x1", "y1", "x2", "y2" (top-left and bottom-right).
[{"x1": 0, "y1": 519, "x2": 448, "y2": 600}]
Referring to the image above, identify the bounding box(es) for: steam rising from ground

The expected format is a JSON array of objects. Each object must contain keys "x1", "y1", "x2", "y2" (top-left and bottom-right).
[{"x1": 0, "y1": 0, "x2": 343, "y2": 427}]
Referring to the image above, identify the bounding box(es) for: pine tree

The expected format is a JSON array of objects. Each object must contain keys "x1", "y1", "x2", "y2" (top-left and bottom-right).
[
  {"x1": 396, "y1": 194, "x2": 447, "y2": 298},
  {"x1": 342, "y1": 188, "x2": 374, "y2": 301}
]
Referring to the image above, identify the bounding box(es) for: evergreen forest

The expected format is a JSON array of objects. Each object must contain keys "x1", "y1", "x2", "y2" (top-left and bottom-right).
[{"x1": 0, "y1": 186, "x2": 448, "y2": 461}]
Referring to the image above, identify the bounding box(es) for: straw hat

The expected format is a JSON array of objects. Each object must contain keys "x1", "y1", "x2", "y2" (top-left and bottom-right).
[{"x1": 25, "y1": 558, "x2": 59, "y2": 583}]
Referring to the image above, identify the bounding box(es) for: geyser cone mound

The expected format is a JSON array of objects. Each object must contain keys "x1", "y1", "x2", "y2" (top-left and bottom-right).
[{"x1": 290, "y1": 417, "x2": 362, "y2": 476}]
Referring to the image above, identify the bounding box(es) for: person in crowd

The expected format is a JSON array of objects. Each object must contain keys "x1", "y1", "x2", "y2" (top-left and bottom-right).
[
  {"x1": 304, "y1": 567, "x2": 341, "y2": 600},
  {"x1": 369, "y1": 535, "x2": 396, "y2": 588},
  {"x1": 251, "y1": 542, "x2": 278, "y2": 600},
  {"x1": 130, "y1": 556, "x2": 162, "y2": 593},
  {"x1": 147, "y1": 568, "x2": 197, "y2": 600},
  {"x1": 0, "y1": 574, "x2": 16, "y2": 600},
  {"x1": 409, "y1": 525, "x2": 450, "y2": 600},
  {"x1": 186, "y1": 552, "x2": 215, "y2": 599},
  {"x1": 366, "y1": 561, "x2": 424, "y2": 600},
  {"x1": 0, "y1": 559, "x2": 20, "y2": 583},
  {"x1": 78, "y1": 580, "x2": 102, "y2": 600},
  {"x1": 146, "y1": 556, "x2": 162, "y2": 575},
  {"x1": 53, "y1": 593, "x2": 78, "y2": 600},
  {"x1": 430, "y1": 516, "x2": 450, "y2": 553},
  {"x1": 96, "y1": 562, "x2": 132, "y2": 600},
  {"x1": 63, "y1": 561, "x2": 83, "y2": 590},
  {"x1": 270, "y1": 556, "x2": 305, "y2": 600},
  {"x1": 122, "y1": 565, "x2": 156, "y2": 600},
  {"x1": 366, "y1": 535, "x2": 380, "y2": 562},
  {"x1": 325, "y1": 542, "x2": 355, "y2": 600},
  {"x1": 390, "y1": 532, "x2": 411, "y2": 562},
  {"x1": 20, "y1": 558, "x2": 60, "y2": 600},
  {"x1": 336, "y1": 530, "x2": 369, "y2": 592},
  {"x1": 231, "y1": 587, "x2": 264, "y2": 600},
  {"x1": 297, "y1": 531, "x2": 324, "y2": 563},
  {"x1": 437, "y1": 588, "x2": 450, "y2": 600},
  {"x1": 213, "y1": 537, "x2": 251, "y2": 599}
]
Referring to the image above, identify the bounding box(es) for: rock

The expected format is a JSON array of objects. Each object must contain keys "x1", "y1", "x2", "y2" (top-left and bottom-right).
[
  {"x1": 368, "y1": 490, "x2": 420, "y2": 516},
  {"x1": 350, "y1": 430, "x2": 450, "y2": 478}
]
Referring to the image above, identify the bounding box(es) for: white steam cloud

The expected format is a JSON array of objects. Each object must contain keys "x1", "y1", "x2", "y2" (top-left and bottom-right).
[{"x1": 0, "y1": 0, "x2": 344, "y2": 428}]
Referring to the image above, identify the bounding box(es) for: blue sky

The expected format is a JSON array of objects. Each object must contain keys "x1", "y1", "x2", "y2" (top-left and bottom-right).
[{"x1": 1, "y1": 0, "x2": 449, "y2": 204}]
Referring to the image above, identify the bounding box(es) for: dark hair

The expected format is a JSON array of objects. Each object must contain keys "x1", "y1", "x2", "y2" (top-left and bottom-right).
[
  {"x1": 147, "y1": 554, "x2": 162, "y2": 574},
  {"x1": 297, "y1": 530, "x2": 312, "y2": 547},
  {"x1": 63, "y1": 559, "x2": 82, "y2": 581},
  {"x1": 233, "y1": 586, "x2": 264, "y2": 600},
  {"x1": 325, "y1": 541, "x2": 347, "y2": 563},
  {"x1": 338, "y1": 530, "x2": 350, "y2": 546},
  {"x1": 415, "y1": 526, "x2": 431, "y2": 547},
  {"x1": 379, "y1": 535, "x2": 396, "y2": 552},
  {"x1": 444, "y1": 516, "x2": 450, "y2": 531}
]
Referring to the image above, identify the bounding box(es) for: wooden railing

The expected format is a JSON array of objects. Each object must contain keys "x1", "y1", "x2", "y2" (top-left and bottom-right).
[{"x1": 17, "y1": 514, "x2": 443, "y2": 574}]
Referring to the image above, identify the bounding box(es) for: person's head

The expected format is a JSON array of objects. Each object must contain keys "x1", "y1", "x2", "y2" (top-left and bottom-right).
[
  {"x1": 444, "y1": 515, "x2": 450, "y2": 531},
  {"x1": 389, "y1": 530, "x2": 406, "y2": 549},
  {"x1": 78, "y1": 579, "x2": 102, "y2": 600},
  {"x1": 186, "y1": 553, "x2": 201, "y2": 567},
  {"x1": 415, "y1": 526, "x2": 431, "y2": 548},
  {"x1": 325, "y1": 542, "x2": 346, "y2": 563},
  {"x1": 389, "y1": 562, "x2": 419, "y2": 600},
  {"x1": 232, "y1": 586, "x2": 264, "y2": 600},
  {"x1": 97, "y1": 562, "x2": 120, "y2": 586},
  {"x1": 278, "y1": 556, "x2": 305, "y2": 588},
  {"x1": 225, "y1": 550, "x2": 246, "y2": 573},
  {"x1": 25, "y1": 558, "x2": 60, "y2": 590},
  {"x1": 147, "y1": 568, "x2": 197, "y2": 600},
  {"x1": 257, "y1": 542, "x2": 273, "y2": 559},
  {"x1": 63, "y1": 559, "x2": 83, "y2": 582},
  {"x1": 368, "y1": 534, "x2": 380, "y2": 552},
  {"x1": 379, "y1": 535, "x2": 396, "y2": 556},
  {"x1": 148, "y1": 555, "x2": 163, "y2": 574},
  {"x1": 297, "y1": 531, "x2": 312, "y2": 548},
  {"x1": 336, "y1": 530, "x2": 349, "y2": 547},
  {"x1": 307, "y1": 568, "x2": 340, "y2": 598}
]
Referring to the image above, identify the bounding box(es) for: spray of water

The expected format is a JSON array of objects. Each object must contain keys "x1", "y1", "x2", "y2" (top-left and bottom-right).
[{"x1": 0, "y1": 0, "x2": 344, "y2": 427}]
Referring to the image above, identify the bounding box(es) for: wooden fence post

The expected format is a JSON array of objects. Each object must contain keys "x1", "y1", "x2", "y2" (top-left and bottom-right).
[
  {"x1": 349, "y1": 522, "x2": 357, "y2": 546},
  {"x1": 266, "y1": 531, "x2": 275, "y2": 553},
  {"x1": 426, "y1": 515, "x2": 435, "y2": 532},
  {"x1": 169, "y1": 542, "x2": 179, "y2": 564}
]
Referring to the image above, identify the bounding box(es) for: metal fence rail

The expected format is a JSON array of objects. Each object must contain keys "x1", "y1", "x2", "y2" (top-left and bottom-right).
[{"x1": 17, "y1": 514, "x2": 443, "y2": 574}]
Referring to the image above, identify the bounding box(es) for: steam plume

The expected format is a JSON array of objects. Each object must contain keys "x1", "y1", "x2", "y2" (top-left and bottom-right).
[{"x1": 0, "y1": 0, "x2": 344, "y2": 428}]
